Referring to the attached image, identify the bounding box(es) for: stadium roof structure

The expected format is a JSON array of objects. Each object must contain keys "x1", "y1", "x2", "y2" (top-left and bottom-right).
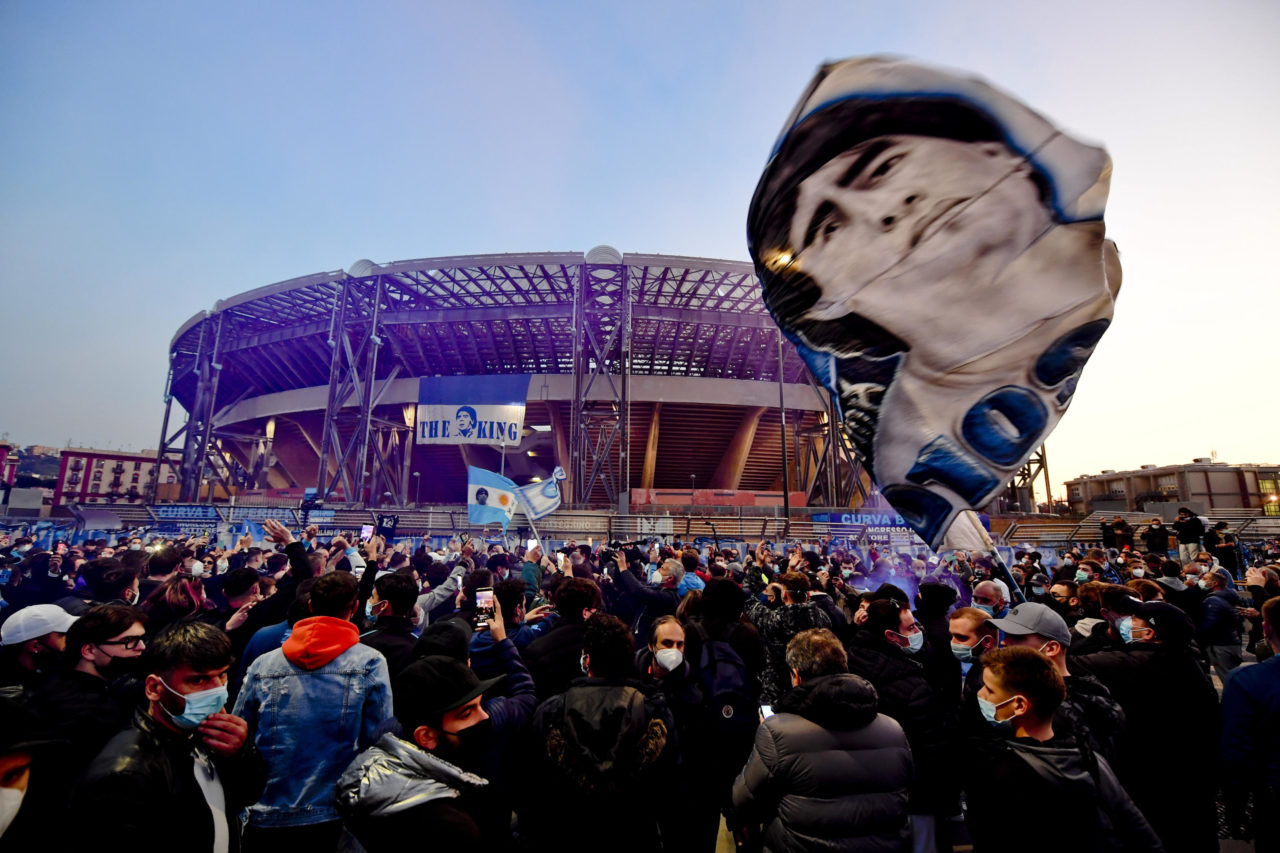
[{"x1": 159, "y1": 248, "x2": 865, "y2": 509}]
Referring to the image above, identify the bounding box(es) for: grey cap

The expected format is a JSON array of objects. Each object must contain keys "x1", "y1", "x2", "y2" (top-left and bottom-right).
[{"x1": 987, "y1": 602, "x2": 1071, "y2": 647}]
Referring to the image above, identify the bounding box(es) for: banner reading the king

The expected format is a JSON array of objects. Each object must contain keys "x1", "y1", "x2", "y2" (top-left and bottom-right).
[{"x1": 416, "y1": 375, "x2": 531, "y2": 446}]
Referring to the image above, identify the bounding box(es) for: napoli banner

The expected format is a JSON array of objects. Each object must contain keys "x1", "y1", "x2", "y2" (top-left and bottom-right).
[
  {"x1": 748, "y1": 57, "x2": 1121, "y2": 549},
  {"x1": 467, "y1": 466, "x2": 519, "y2": 530},
  {"x1": 417, "y1": 375, "x2": 531, "y2": 445}
]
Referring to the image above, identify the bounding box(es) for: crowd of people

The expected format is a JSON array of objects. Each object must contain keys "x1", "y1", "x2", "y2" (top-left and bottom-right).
[{"x1": 0, "y1": 510, "x2": 1277, "y2": 852}]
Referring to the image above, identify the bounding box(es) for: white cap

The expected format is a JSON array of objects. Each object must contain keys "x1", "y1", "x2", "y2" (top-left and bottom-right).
[{"x1": 1, "y1": 604, "x2": 79, "y2": 645}]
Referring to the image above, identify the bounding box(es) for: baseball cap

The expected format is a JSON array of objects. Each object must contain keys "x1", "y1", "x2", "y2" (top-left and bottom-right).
[
  {"x1": 1, "y1": 604, "x2": 78, "y2": 645},
  {"x1": 1028, "y1": 573, "x2": 1051, "y2": 587},
  {"x1": 412, "y1": 618, "x2": 473, "y2": 662},
  {"x1": 986, "y1": 602, "x2": 1071, "y2": 647},
  {"x1": 394, "y1": 655, "x2": 503, "y2": 727}
]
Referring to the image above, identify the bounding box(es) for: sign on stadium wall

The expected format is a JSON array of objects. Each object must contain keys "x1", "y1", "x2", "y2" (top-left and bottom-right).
[{"x1": 416, "y1": 376, "x2": 530, "y2": 446}]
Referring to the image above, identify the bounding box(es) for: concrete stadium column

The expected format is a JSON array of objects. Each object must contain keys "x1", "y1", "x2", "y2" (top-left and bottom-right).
[
  {"x1": 711, "y1": 406, "x2": 766, "y2": 490},
  {"x1": 641, "y1": 403, "x2": 662, "y2": 490}
]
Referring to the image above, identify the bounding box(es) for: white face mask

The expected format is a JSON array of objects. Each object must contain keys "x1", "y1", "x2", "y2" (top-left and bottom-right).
[
  {"x1": 216, "y1": 559, "x2": 229, "y2": 573},
  {"x1": 654, "y1": 648, "x2": 684, "y2": 672},
  {"x1": 190, "y1": 565, "x2": 205, "y2": 578},
  {"x1": 0, "y1": 786, "x2": 26, "y2": 837}
]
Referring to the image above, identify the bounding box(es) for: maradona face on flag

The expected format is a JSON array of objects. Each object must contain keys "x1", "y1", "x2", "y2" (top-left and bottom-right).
[
  {"x1": 748, "y1": 57, "x2": 1121, "y2": 549},
  {"x1": 468, "y1": 466, "x2": 518, "y2": 531}
]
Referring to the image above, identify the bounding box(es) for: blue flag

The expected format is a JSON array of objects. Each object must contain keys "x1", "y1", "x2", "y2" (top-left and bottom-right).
[
  {"x1": 514, "y1": 466, "x2": 566, "y2": 521},
  {"x1": 467, "y1": 466, "x2": 519, "y2": 530}
]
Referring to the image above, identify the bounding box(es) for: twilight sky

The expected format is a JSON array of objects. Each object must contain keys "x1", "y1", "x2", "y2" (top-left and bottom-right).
[{"x1": 1, "y1": 0, "x2": 1276, "y2": 500}]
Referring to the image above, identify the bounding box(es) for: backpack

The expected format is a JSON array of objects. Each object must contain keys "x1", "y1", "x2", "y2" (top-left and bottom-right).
[{"x1": 687, "y1": 621, "x2": 758, "y2": 750}]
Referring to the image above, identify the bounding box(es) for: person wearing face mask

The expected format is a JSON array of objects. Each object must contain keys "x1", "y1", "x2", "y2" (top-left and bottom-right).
[
  {"x1": 970, "y1": 580, "x2": 1008, "y2": 620},
  {"x1": 964, "y1": 647, "x2": 1161, "y2": 853},
  {"x1": 638, "y1": 616, "x2": 723, "y2": 853},
  {"x1": 1142, "y1": 518, "x2": 1173, "y2": 557},
  {"x1": 846, "y1": 599, "x2": 949, "y2": 849},
  {"x1": 71, "y1": 621, "x2": 266, "y2": 853},
  {"x1": 727, "y1": 628, "x2": 912, "y2": 852},
  {"x1": 25, "y1": 604, "x2": 148, "y2": 804},
  {"x1": 521, "y1": 613, "x2": 680, "y2": 853},
  {"x1": 988, "y1": 603, "x2": 1124, "y2": 763},
  {"x1": 1073, "y1": 602, "x2": 1220, "y2": 852},
  {"x1": 355, "y1": 572, "x2": 419, "y2": 677},
  {"x1": 1196, "y1": 568, "x2": 1244, "y2": 682},
  {"x1": 0, "y1": 603, "x2": 77, "y2": 689}
]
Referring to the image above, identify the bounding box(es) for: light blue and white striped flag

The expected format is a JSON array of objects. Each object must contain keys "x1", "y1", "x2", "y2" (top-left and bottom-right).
[{"x1": 467, "y1": 466, "x2": 519, "y2": 530}]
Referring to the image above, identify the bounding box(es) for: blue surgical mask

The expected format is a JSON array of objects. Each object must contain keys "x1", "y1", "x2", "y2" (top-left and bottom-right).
[
  {"x1": 978, "y1": 695, "x2": 1016, "y2": 729},
  {"x1": 951, "y1": 641, "x2": 977, "y2": 663},
  {"x1": 158, "y1": 678, "x2": 228, "y2": 730},
  {"x1": 1031, "y1": 585, "x2": 1046, "y2": 596},
  {"x1": 975, "y1": 603, "x2": 996, "y2": 618},
  {"x1": 1116, "y1": 615, "x2": 1134, "y2": 644},
  {"x1": 365, "y1": 600, "x2": 376, "y2": 620},
  {"x1": 895, "y1": 630, "x2": 924, "y2": 655}
]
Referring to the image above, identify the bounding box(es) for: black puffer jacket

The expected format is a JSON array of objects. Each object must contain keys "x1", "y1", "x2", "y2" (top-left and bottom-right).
[
  {"x1": 729, "y1": 674, "x2": 912, "y2": 853},
  {"x1": 844, "y1": 631, "x2": 949, "y2": 812}
]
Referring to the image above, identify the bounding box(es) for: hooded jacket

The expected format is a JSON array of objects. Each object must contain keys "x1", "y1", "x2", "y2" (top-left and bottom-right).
[
  {"x1": 965, "y1": 732, "x2": 1162, "y2": 852},
  {"x1": 335, "y1": 733, "x2": 487, "y2": 853},
  {"x1": 523, "y1": 677, "x2": 678, "y2": 853},
  {"x1": 232, "y1": 615, "x2": 393, "y2": 828},
  {"x1": 1198, "y1": 587, "x2": 1243, "y2": 646},
  {"x1": 729, "y1": 674, "x2": 912, "y2": 853}
]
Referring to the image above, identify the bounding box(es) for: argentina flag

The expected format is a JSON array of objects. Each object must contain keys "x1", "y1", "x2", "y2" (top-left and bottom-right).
[
  {"x1": 467, "y1": 466, "x2": 519, "y2": 530},
  {"x1": 514, "y1": 466, "x2": 566, "y2": 521}
]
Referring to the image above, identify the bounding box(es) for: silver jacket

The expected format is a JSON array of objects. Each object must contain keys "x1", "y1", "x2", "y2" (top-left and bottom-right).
[{"x1": 335, "y1": 732, "x2": 488, "y2": 819}]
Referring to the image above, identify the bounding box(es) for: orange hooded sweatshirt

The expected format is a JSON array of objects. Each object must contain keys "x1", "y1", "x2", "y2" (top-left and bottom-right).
[{"x1": 282, "y1": 615, "x2": 360, "y2": 670}]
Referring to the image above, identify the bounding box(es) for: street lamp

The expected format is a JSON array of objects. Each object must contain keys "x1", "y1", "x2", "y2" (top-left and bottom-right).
[
  {"x1": 689, "y1": 474, "x2": 696, "y2": 496},
  {"x1": 413, "y1": 471, "x2": 421, "y2": 507}
]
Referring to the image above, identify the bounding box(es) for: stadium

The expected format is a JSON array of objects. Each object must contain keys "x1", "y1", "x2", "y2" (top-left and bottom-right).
[{"x1": 157, "y1": 246, "x2": 866, "y2": 518}]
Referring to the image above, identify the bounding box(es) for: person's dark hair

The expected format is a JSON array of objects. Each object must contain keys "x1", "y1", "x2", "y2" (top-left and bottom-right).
[
  {"x1": 675, "y1": 589, "x2": 703, "y2": 623},
  {"x1": 245, "y1": 548, "x2": 264, "y2": 562},
  {"x1": 147, "y1": 547, "x2": 182, "y2": 577},
  {"x1": 982, "y1": 646, "x2": 1065, "y2": 718},
  {"x1": 1052, "y1": 579, "x2": 1079, "y2": 597},
  {"x1": 583, "y1": 613, "x2": 634, "y2": 679},
  {"x1": 144, "y1": 621, "x2": 232, "y2": 679},
  {"x1": 263, "y1": 552, "x2": 288, "y2": 575},
  {"x1": 374, "y1": 572, "x2": 418, "y2": 617},
  {"x1": 78, "y1": 558, "x2": 118, "y2": 597},
  {"x1": 494, "y1": 579, "x2": 526, "y2": 625},
  {"x1": 700, "y1": 577, "x2": 746, "y2": 627},
  {"x1": 388, "y1": 551, "x2": 410, "y2": 570},
  {"x1": 914, "y1": 581, "x2": 959, "y2": 615},
  {"x1": 1125, "y1": 578, "x2": 1164, "y2": 602},
  {"x1": 98, "y1": 564, "x2": 140, "y2": 602},
  {"x1": 869, "y1": 581, "x2": 910, "y2": 606},
  {"x1": 461, "y1": 567, "x2": 494, "y2": 608},
  {"x1": 64, "y1": 604, "x2": 147, "y2": 667},
  {"x1": 785, "y1": 628, "x2": 849, "y2": 681},
  {"x1": 119, "y1": 548, "x2": 149, "y2": 572},
  {"x1": 309, "y1": 571, "x2": 358, "y2": 618},
  {"x1": 1099, "y1": 584, "x2": 1143, "y2": 616},
  {"x1": 708, "y1": 562, "x2": 727, "y2": 578},
  {"x1": 863, "y1": 598, "x2": 908, "y2": 641},
  {"x1": 287, "y1": 578, "x2": 319, "y2": 627},
  {"x1": 680, "y1": 552, "x2": 699, "y2": 576},
  {"x1": 554, "y1": 577, "x2": 602, "y2": 624},
  {"x1": 485, "y1": 553, "x2": 508, "y2": 573},
  {"x1": 778, "y1": 571, "x2": 810, "y2": 602},
  {"x1": 221, "y1": 567, "x2": 261, "y2": 601}
]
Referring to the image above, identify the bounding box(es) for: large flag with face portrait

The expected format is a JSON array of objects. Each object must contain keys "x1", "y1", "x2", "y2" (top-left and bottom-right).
[
  {"x1": 467, "y1": 466, "x2": 519, "y2": 531},
  {"x1": 748, "y1": 57, "x2": 1121, "y2": 549}
]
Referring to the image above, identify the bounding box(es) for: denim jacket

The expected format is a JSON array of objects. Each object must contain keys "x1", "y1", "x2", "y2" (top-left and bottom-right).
[{"x1": 232, "y1": 615, "x2": 393, "y2": 827}]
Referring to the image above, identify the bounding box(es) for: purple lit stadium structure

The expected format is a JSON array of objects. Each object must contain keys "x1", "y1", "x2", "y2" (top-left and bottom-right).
[{"x1": 157, "y1": 247, "x2": 865, "y2": 510}]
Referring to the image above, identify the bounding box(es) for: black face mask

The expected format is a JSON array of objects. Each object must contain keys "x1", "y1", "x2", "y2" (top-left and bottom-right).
[
  {"x1": 436, "y1": 717, "x2": 493, "y2": 770},
  {"x1": 98, "y1": 651, "x2": 145, "y2": 682}
]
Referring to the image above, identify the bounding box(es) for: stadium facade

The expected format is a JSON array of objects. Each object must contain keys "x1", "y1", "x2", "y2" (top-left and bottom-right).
[{"x1": 156, "y1": 247, "x2": 866, "y2": 511}]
